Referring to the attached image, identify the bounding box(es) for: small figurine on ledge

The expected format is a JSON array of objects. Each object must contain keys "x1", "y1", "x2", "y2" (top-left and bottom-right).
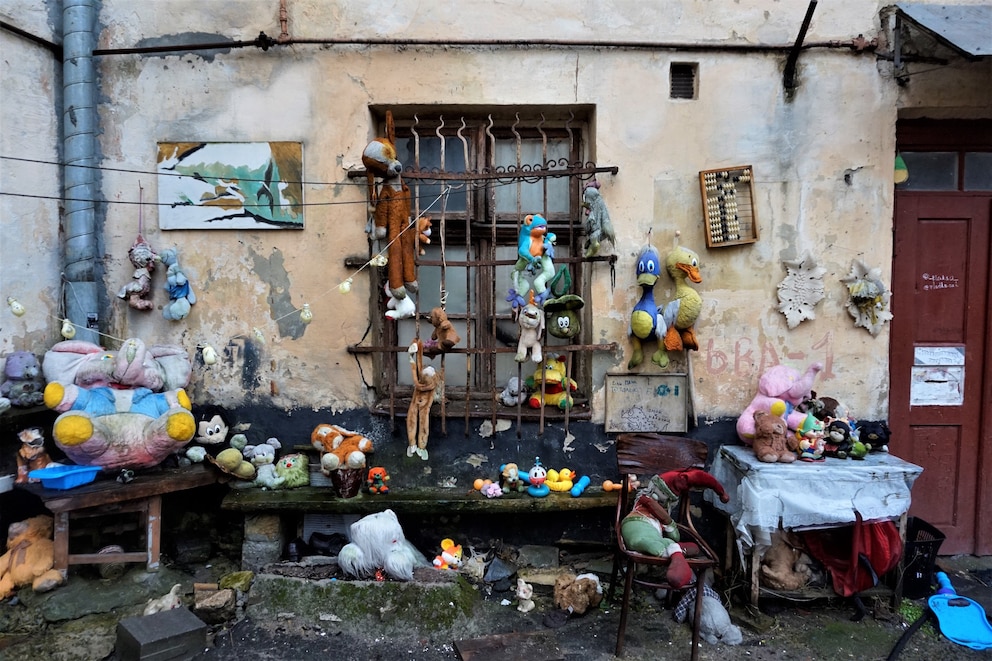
[{"x1": 15, "y1": 427, "x2": 54, "y2": 485}]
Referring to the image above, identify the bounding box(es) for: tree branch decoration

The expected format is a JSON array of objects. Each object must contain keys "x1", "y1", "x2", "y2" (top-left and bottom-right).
[
  {"x1": 776, "y1": 251, "x2": 826, "y2": 329},
  {"x1": 841, "y1": 259, "x2": 892, "y2": 336}
]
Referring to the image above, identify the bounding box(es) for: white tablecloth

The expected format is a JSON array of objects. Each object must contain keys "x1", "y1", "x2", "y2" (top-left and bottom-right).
[{"x1": 706, "y1": 444, "x2": 923, "y2": 557}]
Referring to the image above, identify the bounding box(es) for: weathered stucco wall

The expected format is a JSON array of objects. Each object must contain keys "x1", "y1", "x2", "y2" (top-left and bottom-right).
[
  {"x1": 2, "y1": 0, "x2": 987, "y2": 430},
  {"x1": 0, "y1": 1, "x2": 63, "y2": 357}
]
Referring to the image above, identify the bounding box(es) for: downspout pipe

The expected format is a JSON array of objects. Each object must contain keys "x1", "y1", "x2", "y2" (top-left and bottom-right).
[{"x1": 62, "y1": 0, "x2": 100, "y2": 345}]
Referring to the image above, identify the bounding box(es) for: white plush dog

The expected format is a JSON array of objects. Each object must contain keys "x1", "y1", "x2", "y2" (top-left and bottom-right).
[
  {"x1": 337, "y1": 509, "x2": 429, "y2": 581},
  {"x1": 515, "y1": 299, "x2": 544, "y2": 363}
]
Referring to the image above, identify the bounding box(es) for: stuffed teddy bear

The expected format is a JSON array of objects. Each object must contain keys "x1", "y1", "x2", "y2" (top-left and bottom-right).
[
  {"x1": 674, "y1": 584, "x2": 743, "y2": 646},
  {"x1": 553, "y1": 572, "x2": 603, "y2": 616},
  {"x1": 422, "y1": 306, "x2": 460, "y2": 358},
  {"x1": 760, "y1": 530, "x2": 816, "y2": 591},
  {"x1": 525, "y1": 356, "x2": 577, "y2": 410},
  {"x1": 1, "y1": 351, "x2": 46, "y2": 408},
  {"x1": 338, "y1": 509, "x2": 429, "y2": 581},
  {"x1": 514, "y1": 292, "x2": 544, "y2": 363},
  {"x1": 159, "y1": 247, "x2": 196, "y2": 321},
  {"x1": 0, "y1": 515, "x2": 65, "y2": 600},
  {"x1": 312, "y1": 423, "x2": 374, "y2": 473},
  {"x1": 43, "y1": 338, "x2": 192, "y2": 393},
  {"x1": 364, "y1": 466, "x2": 390, "y2": 494},
  {"x1": 15, "y1": 427, "x2": 55, "y2": 485},
  {"x1": 416, "y1": 216, "x2": 432, "y2": 255},
  {"x1": 117, "y1": 234, "x2": 158, "y2": 311},
  {"x1": 751, "y1": 405, "x2": 795, "y2": 464},
  {"x1": 736, "y1": 362, "x2": 823, "y2": 444}
]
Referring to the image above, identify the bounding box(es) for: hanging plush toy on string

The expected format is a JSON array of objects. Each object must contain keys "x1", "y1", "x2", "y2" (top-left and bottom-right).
[
  {"x1": 580, "y1": 180, "x2": 616, "y2": 258},
  {"x1": 118, "y1": 186, "x2": 158, "y2": 312},
  {"x1": 364, "y1": 110, "x2": 419, "y2": 320},
  {"x1": 507, "y1": 214, "x2": 557, "y2": 309},
  {"x1": 160, "y1": 247, "x2": 196, "y2": 321}
]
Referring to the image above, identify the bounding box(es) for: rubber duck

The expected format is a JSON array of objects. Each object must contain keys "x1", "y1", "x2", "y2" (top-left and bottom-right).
[
  {"x1": 546, "y1": 468, "x2": 575, "y2": 492},
  {"x1": 628, "y1": 245, "x2": 669, "y2": 368}
]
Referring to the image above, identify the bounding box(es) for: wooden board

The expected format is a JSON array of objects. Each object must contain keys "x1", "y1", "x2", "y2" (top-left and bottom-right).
[
  {"x1": 455, "y1": 630, "x2": 562, "y2": 660},
  {"x1": 604, "y1": 373, "x2": 688, "y2": 433}
]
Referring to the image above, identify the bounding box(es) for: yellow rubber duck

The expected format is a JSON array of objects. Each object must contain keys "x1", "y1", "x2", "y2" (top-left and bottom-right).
[{"x1": 546, "y1": 468, "x2": 575, "y2": 492}]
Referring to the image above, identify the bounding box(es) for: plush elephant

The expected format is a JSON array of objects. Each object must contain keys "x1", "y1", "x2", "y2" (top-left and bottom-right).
[
  {"x1": 42, "y1": 338, "x2": 191, "y2": 392},
  {"x1": 736, "y1": 362, "x2": 823, "y2": 444}
]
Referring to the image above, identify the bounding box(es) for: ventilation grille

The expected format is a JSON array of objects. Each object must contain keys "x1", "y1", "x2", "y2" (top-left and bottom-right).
[{"x1": 670, "y1": 63, "x2": 697, "y2": 100}]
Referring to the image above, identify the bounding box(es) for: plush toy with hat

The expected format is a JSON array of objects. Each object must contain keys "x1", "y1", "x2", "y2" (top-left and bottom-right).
[
  {"x1": 0, "y1": 515, "x2": 65, "y2": 600},
  {"x1": 620, "y1": 470, "x2": 729, "y2": 589}
]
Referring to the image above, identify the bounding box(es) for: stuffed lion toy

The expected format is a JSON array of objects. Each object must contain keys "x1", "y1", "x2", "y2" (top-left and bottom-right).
[
  {"x1": 0, "y1": 515, "x2": 65, "y2": 600},
  {"x1": 312, "y1": 423, "x2": 374, "y2": 473}
]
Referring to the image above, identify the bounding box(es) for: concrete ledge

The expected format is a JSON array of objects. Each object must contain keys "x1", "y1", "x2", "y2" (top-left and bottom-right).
[{"x1": 222, "y1": 487, "x2": 617, "y2": 515}]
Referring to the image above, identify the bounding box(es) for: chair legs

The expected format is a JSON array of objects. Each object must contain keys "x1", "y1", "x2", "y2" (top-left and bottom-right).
[{"x1": 614, "y1": 557, "x2": 635, "y2": 657}]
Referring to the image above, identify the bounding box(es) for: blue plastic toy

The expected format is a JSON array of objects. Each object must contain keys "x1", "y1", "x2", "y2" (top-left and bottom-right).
[{"x1": 928, "y1": 571, "x2": 992, "y2": 650}]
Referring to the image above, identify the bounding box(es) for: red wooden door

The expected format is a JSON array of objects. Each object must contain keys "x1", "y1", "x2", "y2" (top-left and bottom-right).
[{"x1": 890, "y1": 194, "x2": 991, "y2": 554}]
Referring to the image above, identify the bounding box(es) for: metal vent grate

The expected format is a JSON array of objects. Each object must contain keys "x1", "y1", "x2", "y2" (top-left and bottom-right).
[{"x1": 670, "y1": 63, "x2": 697, "y2": 100}]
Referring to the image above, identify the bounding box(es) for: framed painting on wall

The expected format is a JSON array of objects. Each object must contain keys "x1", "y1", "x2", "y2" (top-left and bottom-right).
[{"x1": 157, "y1": 141, "x2": 304, "y2": 230}]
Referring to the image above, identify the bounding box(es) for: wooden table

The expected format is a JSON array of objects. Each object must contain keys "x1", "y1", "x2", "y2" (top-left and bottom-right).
[{"x1": 17, "y1": 464, "x2": 219, "y2": 578}]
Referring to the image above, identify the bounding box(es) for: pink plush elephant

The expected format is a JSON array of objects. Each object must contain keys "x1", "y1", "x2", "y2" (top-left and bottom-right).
[{"x1": 736, "y1": 362, "x2": 823, "y2": 444}]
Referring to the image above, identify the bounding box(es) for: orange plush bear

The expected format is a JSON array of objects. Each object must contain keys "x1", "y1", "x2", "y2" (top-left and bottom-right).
[
  {"x1": 0, "y1": 515, "x2": 65, "y2": 600},
  {"x1": 312, "y1": 424, "x2": 374, "y2": 474}
]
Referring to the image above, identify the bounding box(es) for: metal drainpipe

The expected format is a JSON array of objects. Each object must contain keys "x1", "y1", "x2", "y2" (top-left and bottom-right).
[{"x1": 62, "y1": 0, "x2": 100, "y2": 345}]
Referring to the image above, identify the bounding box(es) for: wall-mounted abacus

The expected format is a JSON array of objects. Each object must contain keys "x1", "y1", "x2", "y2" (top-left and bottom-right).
[{"x1": 699, "y1": 165, "x2": 758, "y2": 248}]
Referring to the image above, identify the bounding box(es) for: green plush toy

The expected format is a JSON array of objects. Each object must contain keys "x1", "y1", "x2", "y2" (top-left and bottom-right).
[
  {"x1": 273, "y1": 453, "x2": 310, "y2": 489},
  {"x1": 619, "y1": 476, "x2": 695, "y2": 588}
]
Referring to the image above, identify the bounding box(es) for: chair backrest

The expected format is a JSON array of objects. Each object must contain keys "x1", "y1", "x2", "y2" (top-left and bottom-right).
[
  {"x1": 615, "y1": 433, "x2": 710, "y2": 530},
  {"x1": 616, "y1": 433, "x2": 708, "y2": 477}
]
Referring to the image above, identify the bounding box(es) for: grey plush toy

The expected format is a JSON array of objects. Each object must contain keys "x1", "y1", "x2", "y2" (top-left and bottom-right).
[{"x1": 674, "y1": 584, "x2": 743, "y2": 646}]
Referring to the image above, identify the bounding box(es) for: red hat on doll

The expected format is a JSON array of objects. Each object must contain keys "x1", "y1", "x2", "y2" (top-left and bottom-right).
[{"x1": 660, "y1": 468, "x2": 729, "y2": 503}]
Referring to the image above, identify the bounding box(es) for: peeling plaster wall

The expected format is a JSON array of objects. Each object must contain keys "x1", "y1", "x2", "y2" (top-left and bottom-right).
[
  {"x1": 0, "y1": 1, "x2": 63, "y2": 359},
  {"x1": 2, "y1": 1, "x2": 987, "y2": 429}
]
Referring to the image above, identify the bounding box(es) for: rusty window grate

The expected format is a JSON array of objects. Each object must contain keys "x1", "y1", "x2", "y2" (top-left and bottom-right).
[{"x1": 352, "y1": 110, "x2": 618, "y2": 428}]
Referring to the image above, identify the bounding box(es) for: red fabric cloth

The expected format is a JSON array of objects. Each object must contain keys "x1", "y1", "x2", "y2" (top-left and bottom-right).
[{"x1": 801, "y1": 512, "x2": 903, "y2": 597}]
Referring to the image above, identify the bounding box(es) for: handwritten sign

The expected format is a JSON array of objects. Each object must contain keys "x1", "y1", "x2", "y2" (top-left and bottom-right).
[{"x1": 605, "y1": 373, "x2": 688, "y2": 433}]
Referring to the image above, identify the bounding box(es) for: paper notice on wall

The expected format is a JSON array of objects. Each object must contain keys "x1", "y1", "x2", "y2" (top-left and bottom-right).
[{"x1": 911, "y1": 346, "x2": 965, "y2": 406}]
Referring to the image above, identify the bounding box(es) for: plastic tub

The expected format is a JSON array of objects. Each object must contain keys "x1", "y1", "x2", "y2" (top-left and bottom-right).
[{"x1": 28, "y1": 465, "x2": 102, "y2": 490}]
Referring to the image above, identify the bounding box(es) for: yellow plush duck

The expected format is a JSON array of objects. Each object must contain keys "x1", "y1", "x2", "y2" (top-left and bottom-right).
[{"x1": 662, "y1": 245, "x2": 703, "y2": 353}]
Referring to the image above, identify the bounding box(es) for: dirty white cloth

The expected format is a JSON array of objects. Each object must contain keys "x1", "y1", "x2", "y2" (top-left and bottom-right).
[{"x1": 706, "y1": 444, "x2": 923, "y2": 561}]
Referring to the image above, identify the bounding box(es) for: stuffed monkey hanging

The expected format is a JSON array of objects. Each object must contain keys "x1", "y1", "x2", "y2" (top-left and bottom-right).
[
  {"x1": 365, "y1": 111, "x2": 419, "y2": 308},
  {"x1": 407, "y1": 340, "x2": 441, "y2": 461}
]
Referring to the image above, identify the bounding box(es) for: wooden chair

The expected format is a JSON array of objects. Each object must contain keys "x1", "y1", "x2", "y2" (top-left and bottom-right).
[{"x1": 608, "y1": 433, "x2": 720, "y2": 660}]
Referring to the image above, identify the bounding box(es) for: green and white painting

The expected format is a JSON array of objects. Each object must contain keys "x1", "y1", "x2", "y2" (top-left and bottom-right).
[{"x1": 157, "y1": 142, "x2": 304, "y2": 229}]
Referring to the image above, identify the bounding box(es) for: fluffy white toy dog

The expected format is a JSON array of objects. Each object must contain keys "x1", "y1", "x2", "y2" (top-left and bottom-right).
[{"x1": 337, "y1": 509, "x2": 429, "y2": 581}]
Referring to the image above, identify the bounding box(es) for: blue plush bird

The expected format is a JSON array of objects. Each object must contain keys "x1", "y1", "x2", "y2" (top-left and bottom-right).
[{"x1": 628, "y1": 245, "x2": 676, "y2": 368}]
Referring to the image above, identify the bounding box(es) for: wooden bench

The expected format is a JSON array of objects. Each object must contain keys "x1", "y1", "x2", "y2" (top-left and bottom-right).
[
  {"x1": 18, "y1": 464, "x2": 219, "y2": 578},
  {"x1": 221, "y1": 486, "x2": 617, "y2": 516}
]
